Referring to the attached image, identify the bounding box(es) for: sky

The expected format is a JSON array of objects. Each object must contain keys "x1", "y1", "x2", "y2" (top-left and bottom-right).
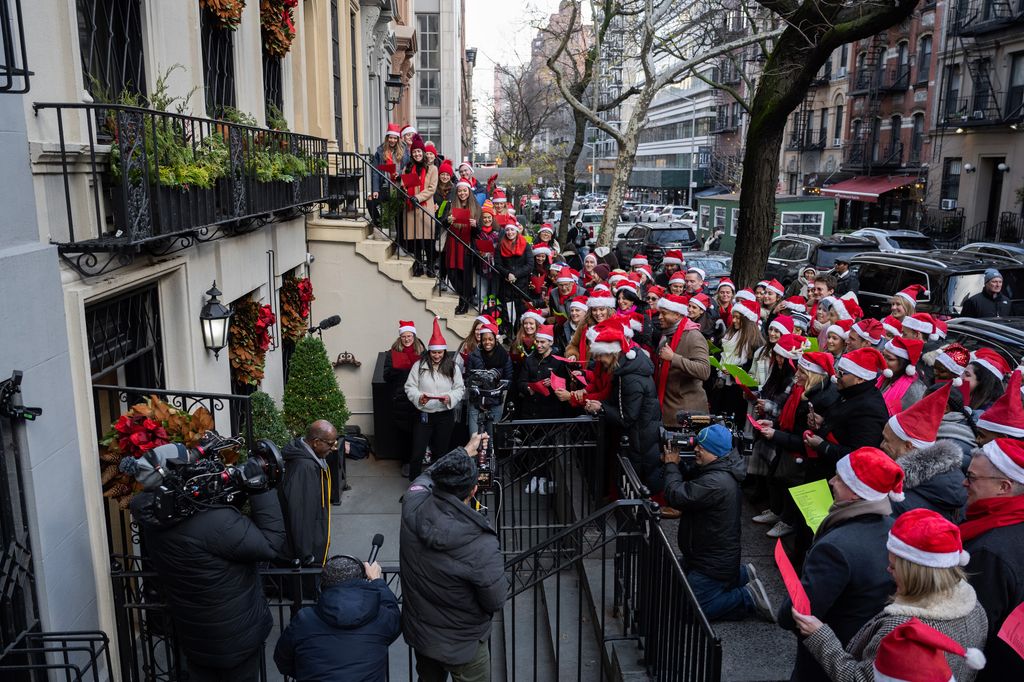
[{"x1": 464, "y1": 0, "x2": 565, "y2": 153}]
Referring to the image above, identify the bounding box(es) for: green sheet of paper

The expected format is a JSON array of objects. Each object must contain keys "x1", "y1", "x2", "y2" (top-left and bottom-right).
[
  {"x1": 709, "y1": 356, "x2": 722, "y2": 370},
  {"x1": 789, "y1": 479, "x2": 834, "y2": 534},
  {"x1": 722, "y1": 363, "x2": 757, "y2": 387},
  {"x1": 707, "y1": 339, "x2": 722, "y2": 355},
  {"x1": 806, "y1": 337, "x2": 819, "y2": 352}
]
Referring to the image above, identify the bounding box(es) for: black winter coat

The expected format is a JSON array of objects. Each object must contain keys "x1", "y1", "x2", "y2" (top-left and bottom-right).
[
  {"x1": 832, "y1": 270, "x2": 860, "y2": 297},
  {"x1": 130, "y1": 490, "x2": 286, "y2": 667},
  {"x1": 602, "y1": 351, "x2": 663, "y2": 493},
  {"x1": 465, "y1": 344, "x2": 514, "y2": 381},
  {"x1": 382, "y1": 350, "x2": 419, "y2": 427},
  {"x1": 961, "y1": 289, "x2": 1012, "y2": 318},
  {"x1": 965, "y1": 521, "x2": 1024, "y2": 681},
  {"x1": 399, "y1": 450, "x2": 509, "y2": 666},
  {"x1": 777, "y1": 504, "x2": 895, "y2": 682},
  {"x1": 890, "y1": 440, "x2": 968, "y2": 523},
  {"x1": 517, "y1": 351, "x2": 570, "y2": 419},
  {"x1": 274, "y1": 578, "x2": 401, "y2": 682},
  {"x1": 494, "y1": 243, "x2": 534, "y2": 302},
  {"x1": 279, "y1": 439, "x2": 332, "y2": 566},
  {"x1": 663, "y1": 452, "x2": 746, "y2": 584},
  {"x1": 813, "y1": 381, "x2": 889, "y2": 466}
]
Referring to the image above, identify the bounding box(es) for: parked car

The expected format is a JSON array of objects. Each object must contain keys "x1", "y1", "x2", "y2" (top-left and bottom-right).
[
  {"x1": 655, "y1": 205, "x2": 692, "y2": 222},
  {"x1": 763, "y1": 234, "x2": 879, "y2": 285},
  {"x1": 957, "y1": 242, "x2": 1024, "y2": 263},
  {"x1": 614, "y1": 223, "x2": 701, "y2": 269},
  {"x1": 850, "y1": 250, "x2": 1024, "y2": 318},
  {"x1": 641, "y1": 205, "x2": 668, "y2": 222},
  {"x1": 678, "y1": 251, "x2": 732, "y2": 290},
  {"x1": 944, "y1": 317, "x2": 1024, "y2": 368},
  {"x1": 848, "y1": 228, "x2": 936, "y2": 253}
]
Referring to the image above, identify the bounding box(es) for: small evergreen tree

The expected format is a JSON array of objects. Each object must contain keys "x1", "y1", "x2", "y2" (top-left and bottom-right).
[
  {"x1": 282, "y1": 336, "x2": 350, "y2": 435},
  {"x1": 249, "y1": 391, "x2": 291, "y2": 447}
]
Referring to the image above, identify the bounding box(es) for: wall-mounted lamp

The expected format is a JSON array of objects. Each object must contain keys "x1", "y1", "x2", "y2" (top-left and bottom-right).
[
  {"x1": 997, "y1": 162, "x2": 1010, "y2": 173},
  {"x1": 963, "y1": 163, "x2": 976, "y2": 173},
  {"x1": 200, "y1": 282, "x2": 233, "y2": 360},
  {"x1": 384, "y1": 73, "x2": 404, "y2": 112}
]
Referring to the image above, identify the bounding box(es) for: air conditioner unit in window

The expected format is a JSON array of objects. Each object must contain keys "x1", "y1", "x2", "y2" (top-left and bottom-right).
[
  {"x1": 833, "y1": 137, "x2": 842, "y2": 147},
  {"x1": 836, "y1": 67, "x2": 847, "y2": 78},
  {"x1": 940, "y1": 198, "x2": 958, "y2": 210},
  {"x1": 972, "y1": 110, "x2": 985, "y2": 120}
]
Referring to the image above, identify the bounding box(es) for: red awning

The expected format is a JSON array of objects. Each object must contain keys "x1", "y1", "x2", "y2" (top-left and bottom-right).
[{"x1": 820, "y1": 176, "x2": 916, "y2": 203}]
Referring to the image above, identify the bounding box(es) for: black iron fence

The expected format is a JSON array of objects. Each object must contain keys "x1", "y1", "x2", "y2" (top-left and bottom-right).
[{"x1": 32, "y1": 102, "x2": 327, "y2": 276}]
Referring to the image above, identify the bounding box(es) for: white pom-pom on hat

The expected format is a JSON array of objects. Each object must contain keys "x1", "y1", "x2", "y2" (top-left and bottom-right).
[
  {"x1": 889, "y1": 490, "x2": 906, "y2": 502},
  {"x1": 626, "y1": 349, "x2": 636, "y2": 360},
  {"x1": 831, "y1": 375, "x2": 839, "y2": 384},
  {"x1": 964, "y1": 647, "x2": 986, "y2": 670},
  {"x1": 906, "y1": 365, "x2": 916, "y2": 376},
  {"x1": 959, "y1": 549, "x2": 971, "y2": 566},
  {"x1": 953, "y1": 377, "x2": 963, "y2": 387},
  {"x1": 883, "y1": 368, "x2": 894, "y2": 378}
]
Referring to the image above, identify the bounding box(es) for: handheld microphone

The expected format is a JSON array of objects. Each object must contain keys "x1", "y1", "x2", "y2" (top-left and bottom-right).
[{"x1": 368, "y1": 533, "x2": 384, "y2": 564}]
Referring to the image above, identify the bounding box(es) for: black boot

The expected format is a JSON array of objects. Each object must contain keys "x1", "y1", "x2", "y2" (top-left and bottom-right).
[
  {"x1": 413, "y1": 262, "x2": 424, "y2": 277},
  {"x1": 455, "y1": 299, "x2": 469, "y2": 315}
]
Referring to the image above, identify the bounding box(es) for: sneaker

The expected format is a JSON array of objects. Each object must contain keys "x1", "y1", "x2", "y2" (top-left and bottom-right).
[
  {"x1": 537, "y1": 477, "x2": 548, "y2": 495},
  {"x1": 752, "y1": 509, "x2": 780, "y2": 524},
  {"x1": 744, "y1": 562, "x2": 758, "y2": 585},
  {"x1": 400, "y1": 463, "x2": 410, "y2": 478},
  {"x1": 766, "y1": 521, "x2": 795, "y2": 538},
  {"x1": 525, "y1": 476, "x2": 538, "y2": 493},
  {"x1": 744, "y1": 578, "x2": 777, "y2": 622}
]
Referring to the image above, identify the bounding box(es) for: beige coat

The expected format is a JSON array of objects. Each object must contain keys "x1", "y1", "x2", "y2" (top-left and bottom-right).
[
  {"x1": 405, "y1": 164, "x2": 438, "y2": 240},
  {"x1": 657, "y1": 324, "x2": 711, "y2": 426}
]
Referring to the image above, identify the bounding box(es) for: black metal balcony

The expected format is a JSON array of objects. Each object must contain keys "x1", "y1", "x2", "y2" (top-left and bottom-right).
[
  {"x1": 711, "y1": 115, "x2": 739, "y2": 134},
  {"x1": 787, "y1": 129, "x2": 827, "y2": 151},
  {"x1": 947, "y1": 0, "x2": 1024, "y2": 38},
  {"x1": 879, "y1": 65, "x2": 912, "y2": 92},
  {"x1": 32, "y1": 102, "x2": 327, "y2": 276},
  {"x1": 842, "y1": 140, "x2": 904, "y2": 170},
  {"x1": 941, "y1": 94, "x2": 1007, "y2": 127}
]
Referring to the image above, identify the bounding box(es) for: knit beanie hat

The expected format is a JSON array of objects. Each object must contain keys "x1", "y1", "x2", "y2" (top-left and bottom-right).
[
  {"x1": 984, "y1": 268, "x2": 1002, "y2": 283},
  {"x1": 697, "y1": 424, "x2": 732, "y2": 457},
  {"x1": 429, "y1": 451, "x2": 479, "y2": 500}
]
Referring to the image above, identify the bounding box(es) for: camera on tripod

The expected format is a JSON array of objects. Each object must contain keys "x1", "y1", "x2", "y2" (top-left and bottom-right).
[
  {"x1": 660, "y1": 412, "x2": 736, "y2": 461},
  {"x1": 120, "y1": 430, "x2": 285, "y2": 522},
  {"x1": 465, "y1": 369, "x2": 509, "y2": 488}
]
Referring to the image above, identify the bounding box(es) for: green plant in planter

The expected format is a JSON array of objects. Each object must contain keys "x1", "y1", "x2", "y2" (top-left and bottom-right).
[
  {"x1": 282, "y1": 336, "x2": 350, "y2": 436},
  {"x1": 266, "y1": 103, "x2": 289, "y2": 132}
]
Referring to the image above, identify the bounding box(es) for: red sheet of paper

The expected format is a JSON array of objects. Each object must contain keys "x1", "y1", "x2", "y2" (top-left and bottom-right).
[
  {"x1": 400, "y1": 172, "x2": 419, "y2": 193},
  {"x1": 496, "y1": 214, "x2": 512, "y2": 226},
  {"x1": 528, "y1": 381, "x2": 550, "y2": 397},
  {"x1": 376, "y1": 162, "x2": 396, "y2": 178},
  {"x1": 998, "y1": 601, "x2": 1024, "y2": 662},
  {"x1": 452, "y1": 208, "x2": 471, "y2": 225},
  {"x1": 775, "y1": 539, "x2": 811, "y2": 615},
  {"x1": 475, "y1": 239, "x2": 495, "y2": 254},
  {"x1": 572, "y1": 370, "x2": 590, "y2": 387},
  {"x1": 747, "y1": 415, "x2": 765, "y2": 432},
  {"x1": 550, "y1": 371, "x2": 567, "y2": 391}
]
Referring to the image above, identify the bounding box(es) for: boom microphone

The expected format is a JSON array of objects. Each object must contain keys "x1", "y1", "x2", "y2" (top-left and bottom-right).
[{"x1": 368, "y1": 533, "x2": 384, "y2": 564}]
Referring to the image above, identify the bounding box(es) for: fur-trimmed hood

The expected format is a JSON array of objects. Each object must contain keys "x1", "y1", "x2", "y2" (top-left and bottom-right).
[
  {"x1": 898, "y1": 440, "x2": 963, "y2": 488},
  {"x1": 884, "y1": 580, "x2": 978, "y2": 621}
]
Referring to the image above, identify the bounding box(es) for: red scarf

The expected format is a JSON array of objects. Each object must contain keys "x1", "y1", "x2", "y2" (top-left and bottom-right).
[
  {"x1": 960, "y1": 495, "x2": 1024, "y2": 542},
  {"x1": 779, "y1": 384, "x2": 805, "y2": 432},
  {"x1": 577, "y1": 324, "x2": 590, "y2": 360},
  {"x1": 500, "y1": 234, "x2": 527, "y2": 257},
  {"x1": 655, "y1": 319, "x2": 700, "y2": 406},
  {"x1": 390, "y1": 345, "x2": 419, "y2": 371}
]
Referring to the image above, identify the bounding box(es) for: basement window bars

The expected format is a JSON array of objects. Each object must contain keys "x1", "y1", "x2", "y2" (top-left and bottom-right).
[
  {"x1": 201, "y1": 5, "x2": 236, "y2": 116},
  {"x1": 0, "y1": 0, "x2": 30, "y2": 93},
  {"x1": 76, "y1": 0, "x2": 146, "y2": 99}
]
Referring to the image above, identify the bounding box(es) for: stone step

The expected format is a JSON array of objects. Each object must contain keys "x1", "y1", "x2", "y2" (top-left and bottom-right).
[
  {"x1": 354, "y1": 238, "x2": 393, "y2": 262},
  {"x1": 538, "y1": 567, "x2": 606, "y2": 680},
  {"x1": 501, "y1": 584, "x2": 559, "y2": 682}
]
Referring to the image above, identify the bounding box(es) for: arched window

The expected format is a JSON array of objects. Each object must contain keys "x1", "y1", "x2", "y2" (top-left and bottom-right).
[
  {"x1": 896, "y1": 42, "x2": 910, "y2": 86},
  {"x1": 917, "y1": 35, "x2": 932, "y2": 84}
]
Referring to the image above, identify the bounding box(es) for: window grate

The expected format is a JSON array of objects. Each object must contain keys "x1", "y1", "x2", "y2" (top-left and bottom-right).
[
  {"x1": 0, "y1": 415, "x2": 39, "y2": 660},
  {"x1": 263, "y1": 49, "x2": 283, "y2": 118},
  {"x1": 331, "y1": 0, "x2": 343, "y2": 144},
  {"x1": 85, "y1": 285, "x2": 164, "y2": 384},
  {"x1": 76, "y1": 0, "x2": 146, "y2": 98},
  {"x1": 201, "y1": 8, "x2": 236, "y2": 116}
]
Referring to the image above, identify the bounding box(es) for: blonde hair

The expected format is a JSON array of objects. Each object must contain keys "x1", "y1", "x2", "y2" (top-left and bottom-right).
[
  {"x1": 802, "y1": 372, "x2": 829, "y2": 394},
  {"x1": 891, "y1": 554, "x2": 965, "y2": 602},
  {"x1": 391, "y1": 335, "x2": 425, "y2": 353}
]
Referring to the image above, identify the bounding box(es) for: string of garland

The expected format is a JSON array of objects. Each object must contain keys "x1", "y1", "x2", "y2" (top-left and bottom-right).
[
  {"x1": 200, "y1": 0, "x2": 246, "y2": 29},
  {"x1": 279, "y1": 274, "x2": 315, "y2": 343},
  {"x1": 229, "y1": 298, "x2": 276, "y2": 386},
  {"x1": 261, "y1": 0, "x2": 298, "y2": 57}
]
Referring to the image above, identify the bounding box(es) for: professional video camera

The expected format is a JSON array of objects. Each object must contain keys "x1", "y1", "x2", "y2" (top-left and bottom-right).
[
  {"x1": 465, "y1": 369, "x2": 509, "y2": 488},
  {"x1": 659, "y1": 412, "x2": 737, "y2": 461},
  {"x1": 119, "y1": 430, "x2": 285, "y2": 523}
]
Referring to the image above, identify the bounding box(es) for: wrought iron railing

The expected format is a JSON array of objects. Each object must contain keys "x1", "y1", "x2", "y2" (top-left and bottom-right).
[
  {"x1": 948, "y1": 0, "x2": 1024, "y2": 37},
  {"x1": 32, "y1": 102, "x2": 327, "y2": 276},
  {"x1": 941, "y1": 95, "x2": 1006, "y2": 125},
  {"x1": 0, "y1": 0, "x2": 30, "y2": 94}
]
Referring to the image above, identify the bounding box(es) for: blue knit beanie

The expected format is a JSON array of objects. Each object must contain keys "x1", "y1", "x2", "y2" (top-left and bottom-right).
[{"x1": 697, "y1": 424, "x2": 732, "y2": 458}]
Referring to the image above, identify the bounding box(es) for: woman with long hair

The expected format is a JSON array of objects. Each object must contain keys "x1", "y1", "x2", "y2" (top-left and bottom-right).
[
  {"x1": 402, "y1": 135, "x2": 438, "y2": 277},
  {"x1": 404, "y1": 323, "x2": 465, "y2": 480},
  {"x1": 368, "y1": 123, "x2": 407, "y2": 229},
  {"x1": 474, "y1": 201, "x2": 501, "y2": 310},
  {"x1": 889, "y1": 284, "x2": 926, "y2": 321},
  {"x1": 713, "y1": 300, "x2": 765, "y2": 426},
  {"x1": 535, "y1": 223, "x2": 561, "y2": 255},
  {"x1": 445, "y1": 180, "x2": 482, "y2": 314},
  {"x1": 494, "y1": 221, "x2": 534, "y2": 333},
  {"x1": 794, "y1": 508, "x2": 988, "y2": 682},
  {"x1": 383, "y1": 320, "x2": 425, "y2": 477},
  {"x1": 879, "y1": 337, "x2": 928, "y2": 415},
  {"x1": 963, "y1": 351, "x2": 1008, "y2": 420}
]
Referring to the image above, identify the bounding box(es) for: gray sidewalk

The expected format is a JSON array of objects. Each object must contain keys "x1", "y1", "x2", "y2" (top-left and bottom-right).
[{"x1": 329, "y1": 455, "x2": 408, "y2": 564}]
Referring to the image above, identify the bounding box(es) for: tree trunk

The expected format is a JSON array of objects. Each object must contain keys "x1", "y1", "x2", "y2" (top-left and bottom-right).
[
  {"x1": 558, "y1": 109, "x2": 588, "y2": 246},
  {"x1": 597, "y1": 88, "x2": 654, "y2": 248}
]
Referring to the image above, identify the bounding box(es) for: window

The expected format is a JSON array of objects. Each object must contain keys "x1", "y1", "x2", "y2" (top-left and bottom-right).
[
  {"x1": 714, "y1": 206, "x2": 726, "y2": 234},
  {"x1": 840, "y1": 44, "x2": 848, "y2": 70},
  {"x1": 1007, "y1": 52, "x2": 1024, "y2": 120},
  {"x1": 731, "y1": 208, "x2": 740, "y2": 237},
  {"x1": 944, "y1": 65, "x2": 962, "y2": 119},
  {"x1": 819, "y1": 108, "x2": 829, "y2": 144},
  {"x1": 917, "y1": 36, "x2": 932, "y2": 84},
  {"x1": 77, "y1": 0, "x2": 147, "y2": 97},
  {"x1": 909, "y1": 113, "x2": 925, "y2": 163},
  {"x1": 263, "y1": 50, "x2": 283, "y2": 117},
  {"x1": 417, "y1": 13, "x2": 440, "y2": 108},
  {"x1": 890, "y1": 115, "x2": 902, "y2": 155},
  {"x1": 417, "y1": 117, "x2": 442, "y2": 149},
  {"x1": 834, "y1": 103, "x2": 844, "y2": 142},
  {"x1": 941, "y1": 158, "x2": 962, "y2": 202},
  {"x1": 971, "y1": 58, "x2": 993, "y2": 114},
  {"x1": 780, "y1": 212, "x2": 824, "y2": 236},
  {"x1": 331, "y1": 0, "x2": 343, "y2": 144},
  {"x1": 350, "y1": 10, "x2": 359, "y2": 145},
  {"x1": 699, "y1": 205, "x2": 711, "y2": 231},
  {"x1": 201, "y1": 6, "x2": 236, "y2": 115}
]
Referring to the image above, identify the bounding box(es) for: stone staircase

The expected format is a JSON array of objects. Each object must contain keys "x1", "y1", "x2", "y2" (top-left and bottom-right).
[{"x1": 306, "y1": 215, "x2": 477, "y2": 338}]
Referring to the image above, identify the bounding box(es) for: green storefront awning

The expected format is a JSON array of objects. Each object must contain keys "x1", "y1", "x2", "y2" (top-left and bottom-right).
[{"x1": 596, "y1": 168, "x2": 707, "y2": 189}]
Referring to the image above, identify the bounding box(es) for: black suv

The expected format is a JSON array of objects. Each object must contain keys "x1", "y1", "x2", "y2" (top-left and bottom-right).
[
  {"x1": 764, "y1": 234, "x2": 879, "y2": 285},
  {"x1": 614, "y1": 223, "x2": 701, "y2": 269},
  {"x1": 945, "y1": 317, "x2": 1024, "y2": 367},
  {"x1": 850, "y1": 250, "x2": 1024, "y2": 318}
]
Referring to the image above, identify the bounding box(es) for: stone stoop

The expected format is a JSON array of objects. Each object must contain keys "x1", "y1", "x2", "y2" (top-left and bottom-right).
[{"x1": 307, "y1": 215, "x2": 476, "y2": 338}]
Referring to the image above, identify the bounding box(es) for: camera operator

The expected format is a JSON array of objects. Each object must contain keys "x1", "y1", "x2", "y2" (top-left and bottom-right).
[
  {"x1": 128, "y1": 440, "x2": 286, "y2": 681},
  {"x1": 400, "y1": 433, "x2": 508, "y2": 680},
  {"x1": 661, "y1": 424, "x2": 776, "y2": 623},
  {"x1": 464, "y1": 322, "x2": 512, "y2": 435}
]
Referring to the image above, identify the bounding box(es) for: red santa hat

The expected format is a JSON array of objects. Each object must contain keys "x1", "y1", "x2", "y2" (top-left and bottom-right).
[
  {"x1": 457, "y1": 161, "x2": 474, "y2": 175},
  {"x1": 475, "y1": 313, "x2": 494, "y2": 326},
  {"x1": 549, "y1": 261, "x2": 565, "y2": 272},
  {"x1": 894, "y1": 284, "x2": 928, "y2": 308},
  {"x1": 479, "y1": 323, "x2": 499, "y2": 337},
  {"x1": 569, "y1": 295, "x2": 589, "y2": 312},
  {"x1": 783, "y1": 296, "x2": 807, "y2": 313},
  {"x1": 887, "y1": 507, "x2": 970, "y2": 568},
  {"x1": 630, "y1": 253, "x2": 649, "y2": 268},
  {"x1": 617, "y1": 278, "x2": 640, "y2": 296},
  {"x1": 427, "y1": 317, "x2": 447, "y2": 351},
  {"x1": 686, "y1": 266, "x2": 706, "y2": 280},
  {"x1": 883, "y1": 337, "x2": 925, "y2": 377},
  {"x1": 398, "y1": 319, "x2": 417, "y2": 335},
  {"x1": 980, "y1": 438, "x2": 1024, "y2": 485},
  {"x1": 636, "y1": 264, "x2": 654, "y2": 283},
  {"x1": 756, "y1": 279, "x2": 769, "y2": 290},
  {"x1": 836, "y1": 447, "x2": 906, "y2": 502},
  {"x1": 716, "y1": 277, "x2": 736, "y2": 292},
  {"x1": 873, "y1": 617, "x2": 985, "y2": 682},
  {"x1": 532, "y1": 245, "x2": 553, "y2": 258},
  {"x1": 400, "y1": 124, "x2": 417, "y2": 137},
  {"x1": 887, "y1": 381, "x2": 952, "y2": 449},
  {"x1": 622, "y1": 311, "x2": 644, "y2": 336},
  {"x1": 385, "y1": 122, "x2": 402, "y2": 137},
  {"x1": 735, "y1": 288, "x2": 756, "y2": 302},
  {"x1": 976, "y1": 369, "x2": 1024, "y2": 438},
  {"x1": 799, "y1": 351, "x2": 835, "y2": 376},
  {"x1": 522, "y1": 308, "x2": 546, "y2": 325},
  {"x1": 849, "y1": 319, "x2": 884, "y2": 345},
  {"x1": 589, "y1": 320, "x2": 636, "y2": 360},
  {"x1": 455, "y1": 179, "x2": 473, "y2": 190},
  {"x1": 535, "y1": 324, "x2": 555, "y2": 342},
  {"x1": 763, "y1": 279, "x2": 785, "y2": 297},
  {"x1": 769, "y1": 315, "x2": 795, "y2": 337},
  {"x1": 733, "y1": 299, "x2": 761, "y2": 323},
  {"x1": 491, "y1": 188, "x2": 507, "y2": 203},
  {"x1": 662, "y1": 249, "x2": 684, "y2": 266},
  {"x1": 609, "y1": 272, "x2": 628, "y2": 288},
  {"x1": 881, "y1": 315, "x2": 903, "y2": 338},
  {"x1": 932, "y1": 318, "x2": 948, "y2": 340},
  {"x1": 935, "y1": 343, "x2": 970, "y2": 385},
  {"x1": 647, "y1": 285, "x2": 665, "y2": 299},
  {"x1": 971, "y1": 348, "x2": 1010, "y2": 381},
  {"x1": 668, "y1": 271, "x2": 687, "y2": 285},
  {"x1": 774, "y1": 334, "x2": 808, "y2": 360},
  {"x1": 657, "y1": 293, "x2": 690, "y2": 316},
  {"x1": 556, "y1": 268, "x2": 578, "y2": 284},
  {"x1": 538, "y1": 222, "x2": 554, "y2": 234},
  {"x1": 439, "y1": 159, "x2": 455, "y2": 177},
  {"x1": 840, "y1": 290, "x2": 859, "y2": 303},
  {"x1": 587, "y1": 287, "x2": 616, "y2": 309},
  {"x1": 689, "y1": 293, "x2": 711, "y2": 312},
  {"x1": 903, "y1": 313, "x2": 939, "y2": 340},
  {"x1": 835, "y1": 347, "x2": 888, "y2": 381},
  {"x1": 826, "y1": 319, "x2": 854, "y2": 341}
]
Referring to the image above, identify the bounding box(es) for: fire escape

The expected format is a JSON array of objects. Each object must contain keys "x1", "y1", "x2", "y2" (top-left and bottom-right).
[
  {"x1": 708, "y1": 13, "x2": 746, "y2": 190},
  {"x1": 785, "y1": 62, "x2": 830, "y2": 188},
  {"x1": 842, "y1": 33, "x2": 910, "y2": 174}
]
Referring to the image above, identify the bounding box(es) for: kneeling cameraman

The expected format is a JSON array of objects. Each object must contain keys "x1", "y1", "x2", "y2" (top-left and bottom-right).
[{"x1": 126, "y1": 435, "x2": 287, "y2": 681}]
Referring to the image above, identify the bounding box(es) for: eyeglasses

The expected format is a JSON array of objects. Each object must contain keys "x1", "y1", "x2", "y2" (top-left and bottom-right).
[
  {"x1": 316, "y1": 438, "x2": 340, "y2": 449},
  {"x1": 834, "y1": 369, "x2": 847, "y2": 378},
  {"x1": 965, "y1": 472, "x2": 1009, "y2": 485}
]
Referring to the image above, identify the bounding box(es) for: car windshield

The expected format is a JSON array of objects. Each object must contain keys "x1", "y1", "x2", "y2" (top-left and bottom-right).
[
  {"x1": 889, "y1": 236, "x2": 935, "y2": 250},
  {"x1": 946, "y1": 271, "x2": 1024, "y2": 311},
  {"x1": 816, "y1": 246, "x2": 870, "y2": 267},
  {"x1": 651, "y1": 228, "x2": 695, "y2": 245},
  {"x1": 683, "y1": 257, "x2": 730, "y2": 276}
]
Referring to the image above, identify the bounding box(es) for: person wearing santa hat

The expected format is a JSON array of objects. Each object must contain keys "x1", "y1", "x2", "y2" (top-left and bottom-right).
[
  {"x1": 517, "y1": 324, "x2": 572, "y2": 421},
  {"x1": 401, "y1": 134, "x2": 439, "y2": 278},
  {"x1": 559, "y1": 295, "x2": 590, "y2": 354},
  {"x1": 964, "y1": 349, "x2": 1009, "y2": 420},
  {"x1": 563, "y1": 286, "x2": 615, "y2": 361},
  {"x1": 794, "y1": 508, "x2": 987, "y2": 682},
  {"x1": 974, "y1": 368, "x2": 1024, "y2": 445},
  {"x1": 712, "y1": 299, "x2": 767, "y2": 425},
  {"x1": 684, "y1": 266, "x2": 708, "y2": 296},
  {"x1": 961, "y1": 437, "x2": 1024, "y2": 679},
  {"x1": 384, "y1": 320, "x2": 427, "y2": 478},
  {"x1": 880, "y1": 382, "x2": 967, "y2": 522},
  {"x1": 760, "y1": 279, "x2": 786, "y2": 318},
  {"x1": 889, "y1": 284, "x2": 927, "y2": 321},
  {"x1": 656, "y1": 249, "x2": 685, "y2": 286},
  {"x1": 472, "y1": 199, "x2": 501, "y2": 310},
  {"x1": 510, "y1": 308, "x2": 544, "y2": 386},
  {"x1": 685, "y1": 292, "x2": 716, "y2": 340},
  {"x1": 825, "y1": 319, "x2": 855, "y2": 360},
  {"x1": 711, "y1": 278, "x2": 736, "y2": 330},
  {"x1": 404, "y1": 319, "x2": 465, "y2": 480},
  {"x1": 880, "y1": 315, "x2": 902, "y2": 341},
  {"x1": 805, "y1": 347, "x2": 890, "y2": 467},
  {"x1": 534, "y1": 222, "x2": 560, "y2": 255},
  {"x1": 545, "y1": 266, "x2": 583, "y2": 327},
  {"x1": 368, "y1": 122, "x2": 409, "y2": 228},
  {"x1": 847, "y1": 319, "x2": 884, "y2": 351},
  {"x1": 775, "y1": 447, "x2": 903, "y2": 682},
  {"x1": 666, "y1": 270, "x2": 687, "y2": 297},
  {"x1": 464, "y1": 323, "x2": 513, "y2": 436},
  {"x1": 444, "y1": 179, "x2": 483, "y2": 315},
  {"x1": 871, "y1": 618, "x2": 986, "y2": 682},
  {"x1": 655, "y1": 293, "x2": 711, "y2": 428},
  {"x1": 493, "y1": 220, "x2": 534, "y2": 331},
  {"x1": 878, "y1": 337, "x2": 928, "y2": 415}
]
